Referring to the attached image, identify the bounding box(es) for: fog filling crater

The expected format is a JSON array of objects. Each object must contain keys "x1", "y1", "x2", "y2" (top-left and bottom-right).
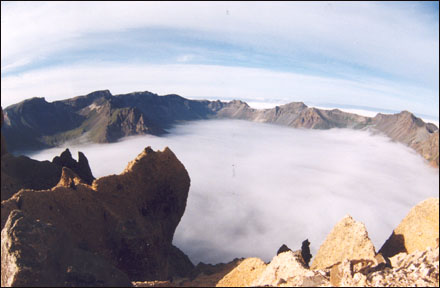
[{"x1": 27, "y1": 119, "x2": 439, "y2": 264}]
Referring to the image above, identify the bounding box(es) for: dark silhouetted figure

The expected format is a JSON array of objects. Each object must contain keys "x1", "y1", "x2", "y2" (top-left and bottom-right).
[{"x1": 301, "y1": 239, "x2": 312, "y2": 268}]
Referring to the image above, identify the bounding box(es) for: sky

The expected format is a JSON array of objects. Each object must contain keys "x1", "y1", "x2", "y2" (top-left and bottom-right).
[
  {"x1": 1, "y1": 1, "x2": 439, "y2": 120},
  {"x1": 27, "y1": 119, "x2": 440, "y2": 264}
]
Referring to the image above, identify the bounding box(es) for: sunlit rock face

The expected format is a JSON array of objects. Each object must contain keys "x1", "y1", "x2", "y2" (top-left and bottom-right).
[
  {"x1": 310, "y1": 215, "x2": 377, "y2": 270},
  {"x1": 379, "y1": 197, "x2": 439, "y2": 258},
  {"x1": 1, "y1": 210, "x2": 132, "y2": 287},
  {"x1": 1, "y1": 146, "x2": 191, "y2": 281}
]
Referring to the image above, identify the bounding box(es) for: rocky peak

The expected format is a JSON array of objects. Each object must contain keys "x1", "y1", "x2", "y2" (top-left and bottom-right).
[
  {"x1": 310, "y1": 215, "x2": 377, "y2": 270},
  {"x1": 380, "y1": 197, "x2": 439, "y2": 258},
  {"x1": 52, "y1": 148, "x2": 95, "y2": 185},
  {"x1": 56, "y1": 167, "x2": 86, "y2": 188}
]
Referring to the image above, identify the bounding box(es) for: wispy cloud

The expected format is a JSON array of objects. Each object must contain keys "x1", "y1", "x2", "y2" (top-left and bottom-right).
[
  {"x1": 1, "y1": 2, "x2": 438, "y2": 117},
  {"x1": 27, "y1": 120, "x2": 440, "y2": 264},
  {"x1": 2, "y1": 63, "x2": 437, "y2": 119}
]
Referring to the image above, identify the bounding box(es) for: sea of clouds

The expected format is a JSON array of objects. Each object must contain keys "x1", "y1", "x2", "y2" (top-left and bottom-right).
[{"x1": 27, "y1": 119, "x2": 439, "y2": 265}]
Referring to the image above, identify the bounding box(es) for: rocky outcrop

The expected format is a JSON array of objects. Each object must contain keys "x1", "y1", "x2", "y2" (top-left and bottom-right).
[
  {"x1": 310, "y1": 215, "x2": 377, "y2": 270},
  {"x1": 132, "y1": 198, "x2": 439, "y2": 287},
  {"x1": 167, "y1": 245, "x2": 195, "y2": 279},
  {"x1": 328, "y1": 245, "x2": 439, "y2": 287},
  {"x1": 216, "y1": 258, "x2": 267, "y2": 287},
  {"x1": 1, "y1": 146, "x2": 191, "y2": 281},
  {"x1": 412, "y1": 131, "x2": 439, "y2": 167},
  {"x1": 1, "y1": 148, "x2": 94, "y2": 201},
  {"x1": 1, "y1": 107, "x2": 95, "y2": 201},
  {"x1": 379, "y1": 197, "x2": 439, "y2": 258},
  {"x1": 251, "y1": 250, "x2": 329, "y2": 287},
  {"x1": 52, "y1": 148, "x2": 95, "y2": 184},
  {"x1": 1, "y1": 210, "x2": 132, "y2": 287},
  {"x1": 371, "y1": 111, "x2": 439, "y2": 166}
]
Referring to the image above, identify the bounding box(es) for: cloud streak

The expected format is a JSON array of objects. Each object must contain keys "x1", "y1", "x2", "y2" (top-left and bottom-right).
[
  {"x1": 2, "y1": 63, "x2": 437, "y2": 120},
  {"x1": 1, "y1": 2, "x2": 438, "y2": 117},
  {"x1": 27, "y1": 120, "x2": 439, "y2": 264}
]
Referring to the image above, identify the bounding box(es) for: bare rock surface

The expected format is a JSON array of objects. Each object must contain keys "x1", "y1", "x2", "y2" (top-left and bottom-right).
[
  {"x1": 216, "y1": 257, "x2": 267, "y2": 287},
  {"x1": 251, "y1": 250, "x2": 329, "y2": 287},
  {"x1": 1, "y1": 210, "x2": 132, "y2": 287},
  {"x1": 310, "y1": 215, "x2": 376, "y2": 270},
  {"x1": 1, "y1": 146, "x2": 191, "y2": 281},
  {"x1": 380, "y1": 197, "x2": 439, "y2": 258}
]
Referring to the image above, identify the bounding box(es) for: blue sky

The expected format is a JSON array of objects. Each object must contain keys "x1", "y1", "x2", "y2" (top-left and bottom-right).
[{"x1": 1, "y1": 2, "x2": 439, "y2": 120}]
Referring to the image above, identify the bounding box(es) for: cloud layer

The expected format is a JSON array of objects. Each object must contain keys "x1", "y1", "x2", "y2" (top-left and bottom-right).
[
  {"x1": 27, "y1": 120, "x2": 439, "y2": 264},
  {"x1": 1, "y1": 63, "x2": 437, "y2": 120},
  {"x1": 1, "y1": 2, "x2": 438, "y2": 119}
]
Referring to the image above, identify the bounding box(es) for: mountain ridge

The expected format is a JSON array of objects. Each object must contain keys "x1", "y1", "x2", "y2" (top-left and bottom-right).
[{"x1": 2, "y1": 90, "x2": 438, "y2": 166}]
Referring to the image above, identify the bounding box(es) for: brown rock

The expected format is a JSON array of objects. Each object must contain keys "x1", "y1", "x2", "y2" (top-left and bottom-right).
[
  {"x1": 366, "y1": 246, "x2": 439, "y2": 287},
  {"x1": 52, "y1": 148, "x2": 95, "y2": 184},
  {"x1": 310, "y1": 215, "x2": 377, "y2": 270},
  {"x1": 1, "y1": 107, "x2": 6, "y2": 156},
  {"x1": 57, "y1": 167, "x2": 86, "y2": 188},
  {"x1": 380, "y1": 197, "x2": 439, "y2": 258},
  {"x1": 1, "y1": 154, "x2": 62, "y2": 201},
  {"x1": 216, "y1": 257, "x2": 266, "y2": 287},
  {"x1": 1, "y1": 210, "x2": 132, "y2": 287},
  {"x1": 182, "y1": 259, "x2": 243, "y2": 287},
  {"x1": 167, "y1": 245, "x2": 195, "y2": 279},
  {"x1": 251, "y1": 250, "x2": 328, "y2": 287},
  {"x1": 1, "y1": 148, "x2": 95, "y2": 201},
  {"x1": 1, "y1": 146, "x2": 191, "y2": 281}
]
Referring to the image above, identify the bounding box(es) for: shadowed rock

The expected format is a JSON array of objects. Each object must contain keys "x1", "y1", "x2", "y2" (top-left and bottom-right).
[
  {"x1": 1, "y1": 149, "x2": 94, "y2": 201},
  {"x1": 380, "y1": 197, "x2": 439, "y2": 258},
  {"x1": 301, "y1": 239, "x2": 312, "y2": 268},
  {"x1": 52, "y1": 149, "x2": 95, "y2": 184},
  {"x1": 277, "y1": 244, "x2": 291, "y2": 255},
  {"x1": 1, "y1": 210, "x2": 132, "y2": 287},
  {"x1": 1, "y1": 146, "x2": 191, "y2": 281}
]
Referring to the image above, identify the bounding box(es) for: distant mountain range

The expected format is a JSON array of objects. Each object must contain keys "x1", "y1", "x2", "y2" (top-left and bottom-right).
[{"x1": 2, "y1": 90, "x2": 438, "y2": 167}]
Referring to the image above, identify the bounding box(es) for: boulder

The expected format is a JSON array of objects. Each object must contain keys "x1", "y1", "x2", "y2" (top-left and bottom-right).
[
  {"x1": 216, "y1": 257, "x2": 267, "y2": 287},
  {"x1": 251, "y1": 250, "x2": 328, "y2": 287},
  {"x1": 310, "y1": 215, "x2": 376, "y2": 270},
  {"x1": 1, "y1": 210, "x2": 132, "y2": 287},
  {"x1": 379, "y1": 197, "x2": 439, "y2": 258},
  {"x1": 1, "y1": 146, "x2": 191, "y2": 281}
]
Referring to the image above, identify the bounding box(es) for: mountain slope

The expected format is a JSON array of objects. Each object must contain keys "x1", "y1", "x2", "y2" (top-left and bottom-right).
[{"x1": 2, "y1": 90, "x2": 438, "y2": 167}]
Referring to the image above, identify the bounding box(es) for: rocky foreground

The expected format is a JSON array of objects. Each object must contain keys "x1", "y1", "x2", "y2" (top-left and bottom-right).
[{"x1": 132, "y1": 198, "x2": 439, "y2": 287}]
